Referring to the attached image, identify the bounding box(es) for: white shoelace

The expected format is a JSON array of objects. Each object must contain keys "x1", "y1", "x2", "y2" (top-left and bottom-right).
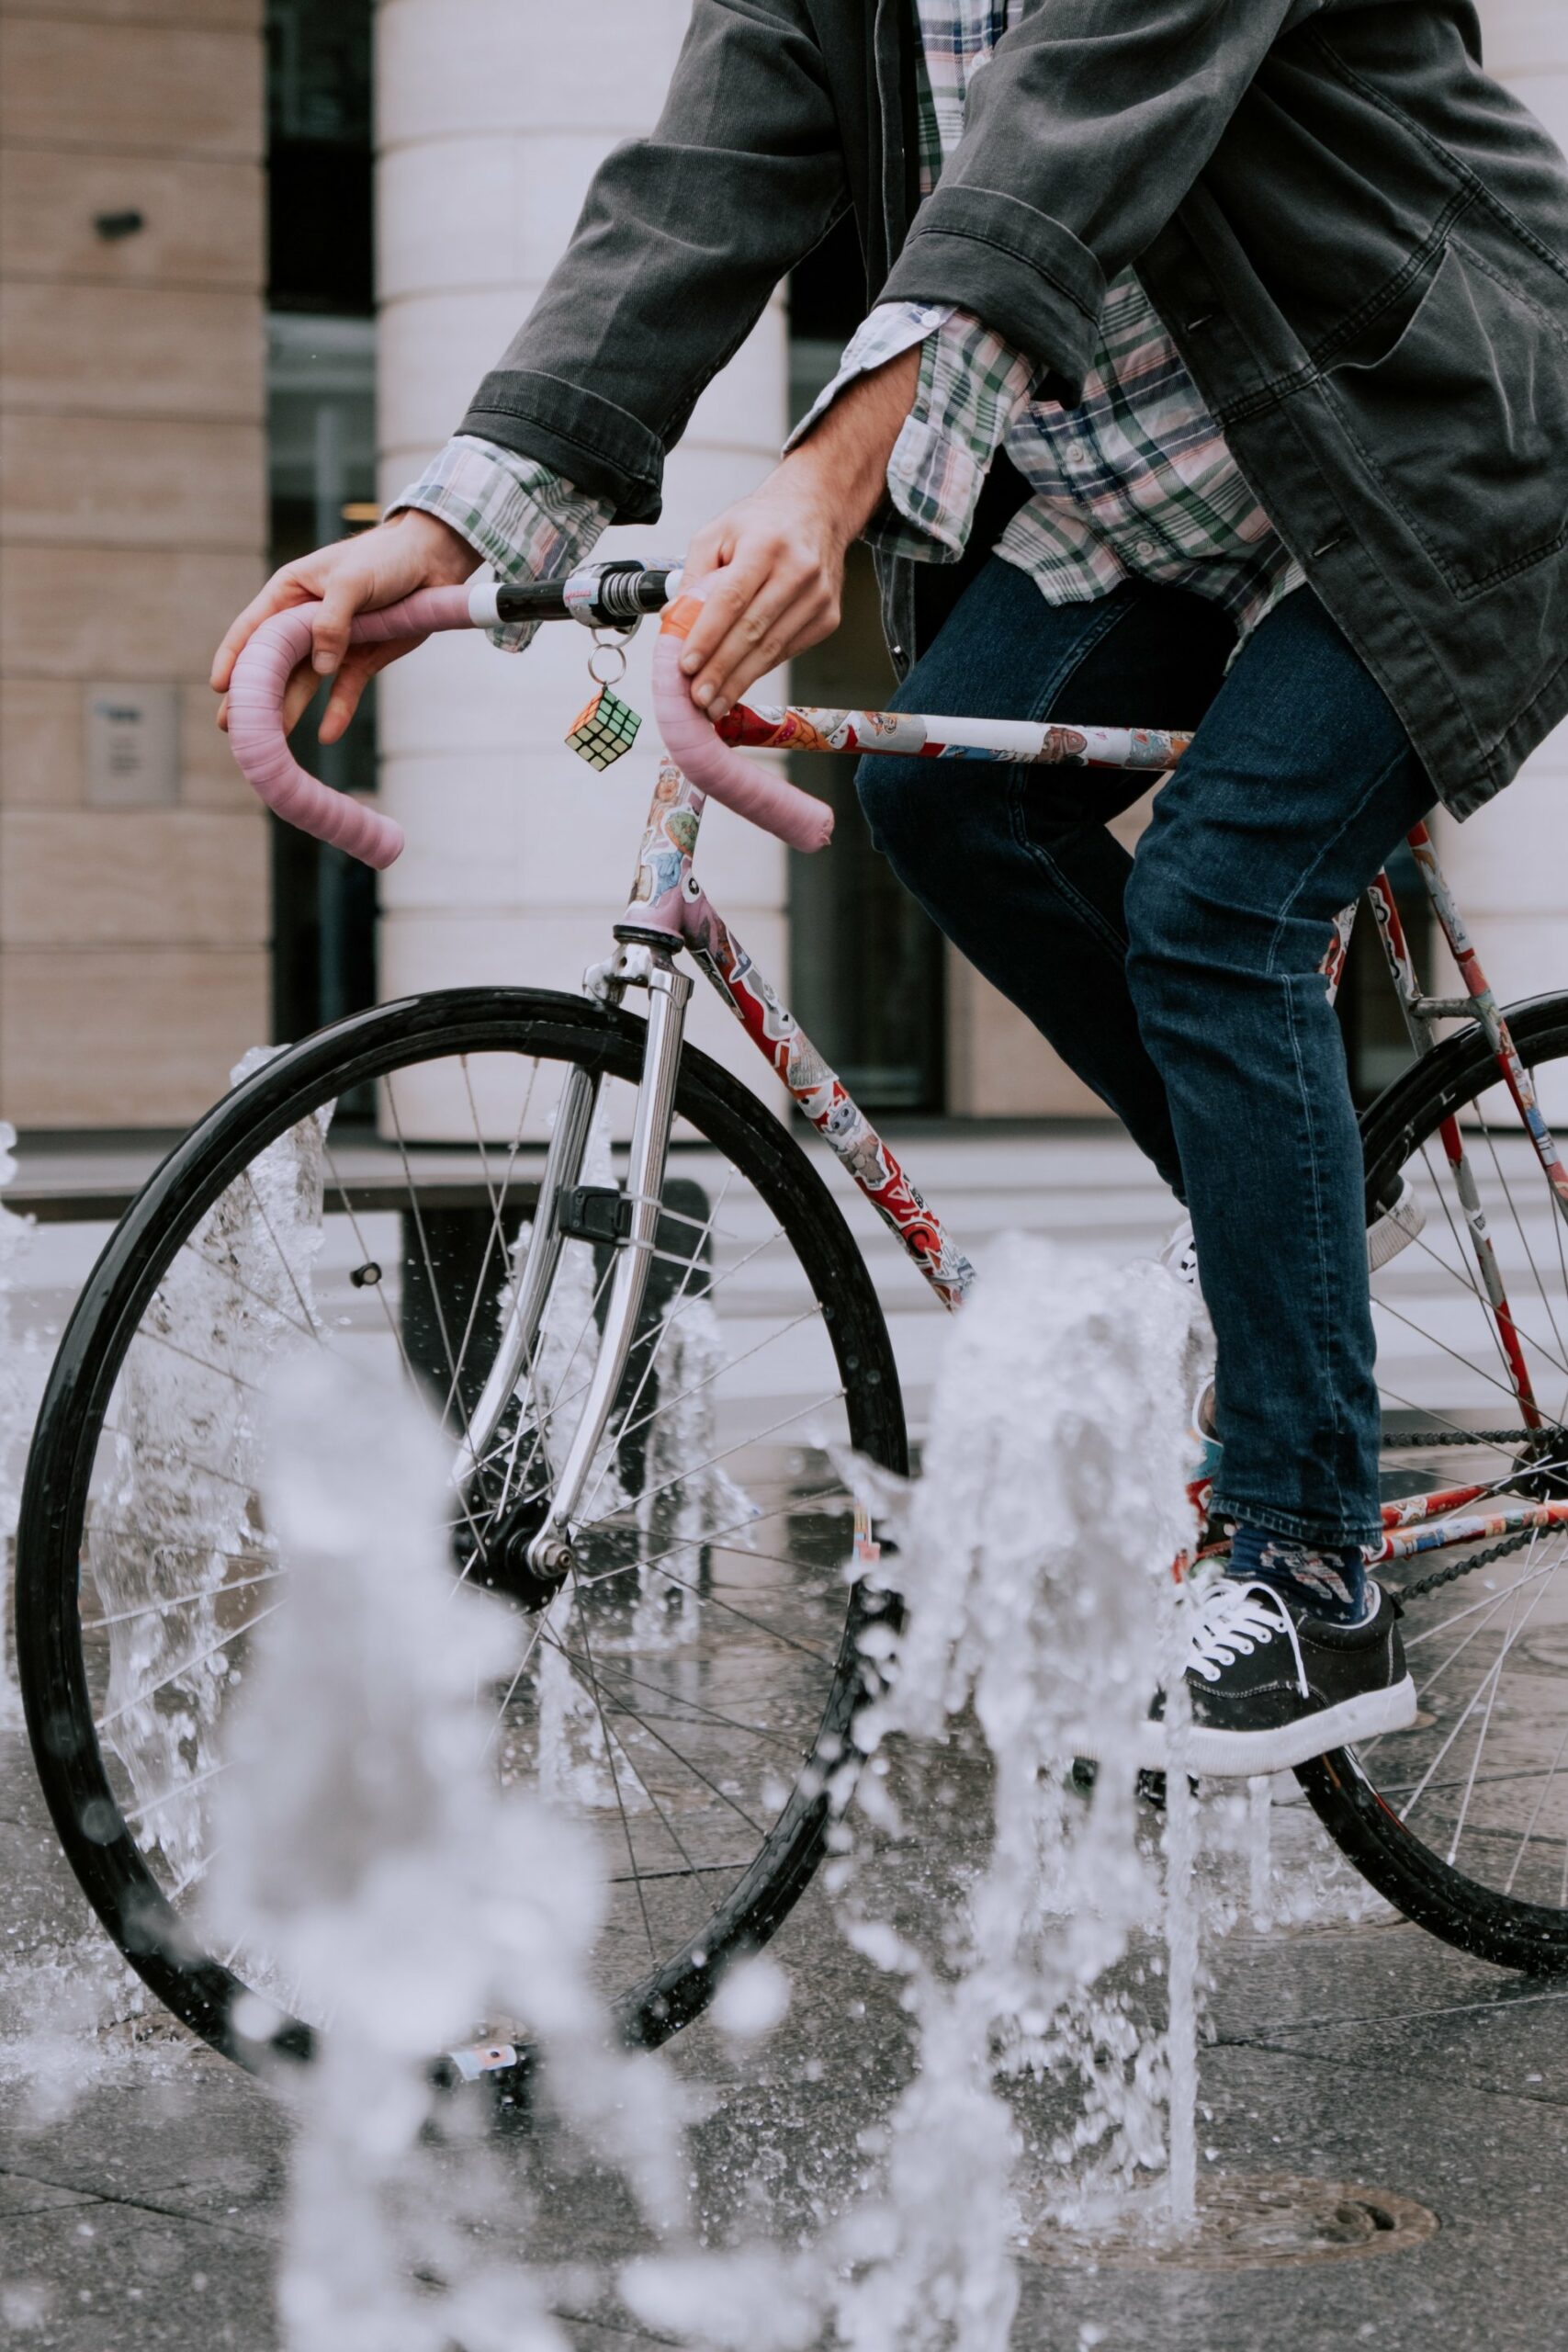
[{"x1": 1185, "y1": 1579, "x2": 1310, "y2": 1696}]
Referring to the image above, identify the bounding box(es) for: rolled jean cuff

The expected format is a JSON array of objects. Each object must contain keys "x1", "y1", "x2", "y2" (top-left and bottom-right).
[{"x1": 1209, "y1": 1491, "x2": 1385, "y2": 1557}]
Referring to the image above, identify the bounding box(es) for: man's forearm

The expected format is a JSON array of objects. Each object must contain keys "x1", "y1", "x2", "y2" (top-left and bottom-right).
[{"x1": 782, "y1": 345, "x2": 923, "y2": 539}]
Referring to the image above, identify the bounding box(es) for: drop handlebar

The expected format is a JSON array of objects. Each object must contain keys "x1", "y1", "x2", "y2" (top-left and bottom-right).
[{"x1": 224, "y1": 562, "x2": 834, "y2": 871}]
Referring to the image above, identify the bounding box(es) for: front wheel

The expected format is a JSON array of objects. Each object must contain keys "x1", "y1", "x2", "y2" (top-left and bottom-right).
[
  {"x1": 16, "y1": 987, "x2": 907, "y2": 2076},
  {"x1": 1300, "y1": 992, "x2": 1568, "y2": 1972}
]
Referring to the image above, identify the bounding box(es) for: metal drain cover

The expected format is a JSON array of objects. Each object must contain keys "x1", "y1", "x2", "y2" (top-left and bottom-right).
[{"x1": 1027, "y1": 2173, "x2": 1438, "y2": 2271}]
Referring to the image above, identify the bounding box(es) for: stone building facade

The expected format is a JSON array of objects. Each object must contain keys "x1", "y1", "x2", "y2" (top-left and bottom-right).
[
  {"x1": 0, "y1": 0, "x2": 1563, "y2": 1127},
  {"x1": 0, "y1": 0, "x2": 270, "y2": 1126}
]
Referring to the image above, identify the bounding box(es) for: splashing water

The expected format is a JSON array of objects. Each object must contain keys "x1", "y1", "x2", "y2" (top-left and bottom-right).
[
  {"x1": 1199, "y1": 1771, "x2": 1393, "y2": 1936},
  {"x1": 209, "y1": 1351, "x2": 692, "y2": 2351},
  {"x1": 87, "y1": 1050, "x2": 332, "y2": 1884},
  {"x1": 829, "y1": 1234, "x2": 1200, "y2": 2344},
  {"x1": 629, "y1": 1287, "x2": 757, "y2": 1651},
  {"x1": 501, "y1": 1108, "x2": 630, "y2": 1807}
]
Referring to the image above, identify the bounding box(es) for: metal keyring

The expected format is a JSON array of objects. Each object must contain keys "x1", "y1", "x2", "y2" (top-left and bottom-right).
[{"x1": 587, "y1": 629, "x2": 631, "y2": 686}]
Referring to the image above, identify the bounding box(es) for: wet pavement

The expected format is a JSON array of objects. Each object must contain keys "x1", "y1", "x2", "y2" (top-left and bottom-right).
[
  {"x1": 4, "y1": 1125, "x2": 1567, "y2": 2346},
  {"x1": 2, "y1": 1704, "x2": 1565, "y2": 2352}
]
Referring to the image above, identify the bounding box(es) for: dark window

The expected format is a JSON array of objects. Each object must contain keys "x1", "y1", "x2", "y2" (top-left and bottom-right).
[
  {"x1": 267, "y1": 0, "x2": 374, "y2": 317},
  {"x1": 786, "y1": 227, "x2": 946, "y2": 1113},
  {"x1": 266, "y1": 0, "x2": 378, "y2": 1046}
]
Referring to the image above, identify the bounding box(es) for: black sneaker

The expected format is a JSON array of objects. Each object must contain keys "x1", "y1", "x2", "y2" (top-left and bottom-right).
[{"x1": 1134, "y1": 1577, "x2": 1416, "y2": 1775}]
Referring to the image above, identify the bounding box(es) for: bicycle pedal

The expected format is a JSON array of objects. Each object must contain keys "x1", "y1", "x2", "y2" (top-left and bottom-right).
[{"x1": 557, "y1": 1184, "x2": 634, "y2": 1246}]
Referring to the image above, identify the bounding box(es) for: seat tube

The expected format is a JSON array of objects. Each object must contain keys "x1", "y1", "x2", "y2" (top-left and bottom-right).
[{"x1": 525, "y1": 947, "x2": 693, "y2": 1578}]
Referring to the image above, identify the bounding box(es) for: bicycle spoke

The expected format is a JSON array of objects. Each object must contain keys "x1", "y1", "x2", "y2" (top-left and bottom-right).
[
  {"x1": 130, "y1": 1326, "x2": 270, "y2": 1397},
  {"x1": 239, "y1": 1168, "x2": 326, "y2": 1344},
  {"x1": 1504, "y1": 1711, "x2": 1568, "y2": 1896},
  {"x1": 85, "y1": 1566, "x2": 287, "y2": 1632},
  {"x1": 439, "y1": 1053, "x2": 540, "y2": 1433},
  {"x1": 124, "y1": 1753, "x2": 235, "y2": 1829},
  {"x1": 173, "y1": 1239, "x2": 325, "y2": 1356},
  {"x1": 540, "y1": 1630, "x2": 716, "y2": 1886},
  {"x1": 95, "y1": 1600, "x2": 286, "y2": 1736},
  {"x1": 1397, "y1": 1542, "x2": 1553, "y2": 1828},
  {"x1": 99, "y1": 1430, "x2": 255, "y2": 1495},
  {"x1": 569, "y1": 1657, "x2": 801, "y2": 1752},
  {"x1": 545, "y1": 1623, "x2": 766, "y2": 1838},
  {"x1": 1479, "y1": 1122, "x2": 1568, "y2": 1379},
  {"x1": 581, "y1": 1392, "x2": 849, "y2": 1536},
  {"x1": 559, "y1": 1571, "x2": 660, "y2": 1962},
  {"x1": 382, "y1": 1077, "x2": 469, "y2": 1431},
  {"x1": 1401, "y1": 1160, "x2": 1568, "y2": 1391},
  {"x1": 1446, "y1": 1560, "x2": 1538, "y2": 1864},
  {"x1": 1402, "y1": 1554, "x2": 1560, "y2": 1653}
]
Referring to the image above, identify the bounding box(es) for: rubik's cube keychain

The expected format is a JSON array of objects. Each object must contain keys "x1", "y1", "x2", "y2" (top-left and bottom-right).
[{"x1": 566, "y1": 629, "x2": 643, "y2": 771}]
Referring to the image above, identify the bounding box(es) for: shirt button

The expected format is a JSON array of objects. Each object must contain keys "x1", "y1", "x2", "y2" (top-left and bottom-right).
[{"x1": 1135, "y1": 537, "x2": 1156, "y2": 558}]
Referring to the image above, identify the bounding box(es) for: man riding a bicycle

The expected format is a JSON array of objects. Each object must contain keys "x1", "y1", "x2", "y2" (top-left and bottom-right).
[{"x1": 215, "y1": 0, "x2": 1568, "y2": 1772}]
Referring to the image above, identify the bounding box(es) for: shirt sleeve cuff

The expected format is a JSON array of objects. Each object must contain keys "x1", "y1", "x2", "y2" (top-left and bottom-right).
[
  {"x1": 387, "y1": 435, "x2": 612, "y2": 650},
  {"x1": 880, "y1": 309, "x2": 1034, "y2": 562},
  {"x1": 784, "y1": 301, "x2": 952, "y2": 456},
  {"x1": 785, "y1": 304, "x2": 1032, "y2": 567}
]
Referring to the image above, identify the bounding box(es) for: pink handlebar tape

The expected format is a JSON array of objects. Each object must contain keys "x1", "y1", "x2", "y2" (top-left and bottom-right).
[
  {"x1": 225, "y1": 584, "x2": 477, "y2": 870},
  {"x1": 653, "y1": 594, "x2": 834, "y2": 854},
  {"x1": 228, "y1": 578, "x2": 835, "y2": 870}
]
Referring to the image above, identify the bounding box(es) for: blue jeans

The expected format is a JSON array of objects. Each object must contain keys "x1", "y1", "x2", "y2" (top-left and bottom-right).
[{"x1": 857, "y1": 563, "x2": 1433, "y2": 1551}]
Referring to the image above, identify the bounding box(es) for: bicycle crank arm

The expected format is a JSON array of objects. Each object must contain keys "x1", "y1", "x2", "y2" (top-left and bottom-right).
[{"x1": 525, "y1": 954, "x2": 694, "y2": 1583}]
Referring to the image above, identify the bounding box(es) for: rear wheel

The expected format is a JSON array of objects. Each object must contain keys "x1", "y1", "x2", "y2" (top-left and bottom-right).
[
  {"x1": 1298, "y1": 992, "x2": 1568, "y2": 1971},
  {"x1": 16, "y1": 987, "x2": 907, "y2": 2075}
]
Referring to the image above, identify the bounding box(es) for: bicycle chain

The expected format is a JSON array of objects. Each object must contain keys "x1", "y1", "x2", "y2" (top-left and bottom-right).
[
  {"x1": 1382, "y1": 1426, "x2": 1540, "y2": 1451},
  {"x1": 1380, "y1": 1426, "x2": 1562, "y2": 1602},
  {"x1": 1392, "y1": 1519, "x2": 1548, "y2": 1603}
]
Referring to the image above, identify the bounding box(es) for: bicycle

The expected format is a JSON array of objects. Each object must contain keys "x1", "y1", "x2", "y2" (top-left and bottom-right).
[{"x1": 17, "y1": 559, "x2": 1568, "y2": 2105}]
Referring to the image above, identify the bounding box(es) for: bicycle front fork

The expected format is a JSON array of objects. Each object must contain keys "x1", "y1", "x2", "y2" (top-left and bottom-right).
[{"x1": 453, "y1": 939, "x2": 694, "y2": 1586}]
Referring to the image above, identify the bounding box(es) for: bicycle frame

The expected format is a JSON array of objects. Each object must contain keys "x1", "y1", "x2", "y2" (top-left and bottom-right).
[{"x1": 479, "y1": 689, "x2": 1568, "y2": 1588}]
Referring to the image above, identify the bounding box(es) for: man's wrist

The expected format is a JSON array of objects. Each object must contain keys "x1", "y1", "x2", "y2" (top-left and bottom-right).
[
  {"x1": 783, "y1": 345, "x2": 920, "y2": 542},
  {"x1": 382, "y1": 504, "x2": 483, "y2": 582}
]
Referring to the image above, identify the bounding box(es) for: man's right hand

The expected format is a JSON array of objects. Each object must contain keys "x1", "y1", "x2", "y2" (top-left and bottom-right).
[{"x1": 210, "y1": 508, "x2": 479, "y2": 745}]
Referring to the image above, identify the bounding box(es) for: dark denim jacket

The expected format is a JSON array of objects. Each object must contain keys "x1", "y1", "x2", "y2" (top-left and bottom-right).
[{"x1": 457, "y1": 0, "x2": 1568, "y2": 816}]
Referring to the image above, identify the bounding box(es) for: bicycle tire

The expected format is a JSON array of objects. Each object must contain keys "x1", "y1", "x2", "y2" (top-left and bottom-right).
[
  {"x1": 1300, "y1": 989, "x2": 1568, "y2": 1973},
  {"x1": 16, "y1": 986, "x2": 908, "y2": 2083}
]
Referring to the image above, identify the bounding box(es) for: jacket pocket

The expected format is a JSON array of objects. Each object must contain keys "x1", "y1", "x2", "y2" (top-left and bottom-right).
[{"x1": 1322, "y1": 236, "x2": 1568, "y2": 598}]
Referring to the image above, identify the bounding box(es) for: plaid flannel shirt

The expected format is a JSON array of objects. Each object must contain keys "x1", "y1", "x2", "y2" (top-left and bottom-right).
[
  {"x1": 792, "y1": 0, "x2": 1305, "y2": 635},
  {"x1": 393, "y1": 0, "x2": 1303, "y2": 644}
]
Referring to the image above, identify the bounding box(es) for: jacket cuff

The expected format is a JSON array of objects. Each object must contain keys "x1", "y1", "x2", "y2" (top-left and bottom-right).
[
  {"x1": 458, "y1": 370, "x2": 667, "y2": 526},
  {"x1": 877, "y1": 185, "x2": 1105, "y2": 399}
]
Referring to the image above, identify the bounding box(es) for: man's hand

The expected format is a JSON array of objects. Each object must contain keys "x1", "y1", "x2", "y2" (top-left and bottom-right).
[
  {"x1": 679, "y1": 345, "x2": 920, "y2": 721},
  {"x1": 210, "y1": 508, "x2": 479, "y2": 744}
]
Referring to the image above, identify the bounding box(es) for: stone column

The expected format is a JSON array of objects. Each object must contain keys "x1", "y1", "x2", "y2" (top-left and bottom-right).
[
  {"x1": 375, "y1": 0, "x2": 789, "y2": 1136},
  {"x1": 1433, "y1": 2, "x2": 1568, "y2": 1117},
  {"x1": 0, "y1": 0, "x2": 271, "y2": 1127}
]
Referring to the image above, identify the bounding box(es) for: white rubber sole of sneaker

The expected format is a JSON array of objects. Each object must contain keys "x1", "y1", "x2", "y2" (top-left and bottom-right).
[{"x1": 1130, "y1": 1672, "x2": 1418, "y2": 1777}]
